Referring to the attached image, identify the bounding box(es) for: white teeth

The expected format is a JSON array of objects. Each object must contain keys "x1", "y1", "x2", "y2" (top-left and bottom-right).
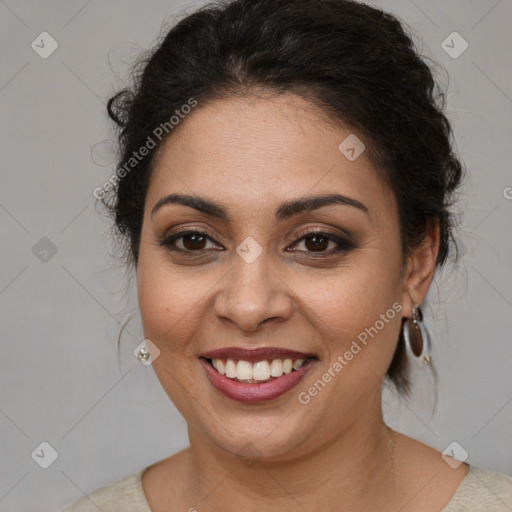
[
  {"x1": 292, "y1": 359, "x2": 305, "y2": 370},
  {"x1": 269, "y1": 359, "x2": 283, "y2": 377},
  {"x1": 253, "y1": 361, "x2": 271, "y2": 380},
  {"x1": 225, "y1": 359, "x2": 237, "y2": 378},
  {"x1": 211, "y1": 357, "x2": 309, "y2": 381},
  {"x1": 236, "y1": 360, "x2": 253, "y2": 380},
  {"x1": 216, "y1": 359, "x2": 225, "y2": 375}
]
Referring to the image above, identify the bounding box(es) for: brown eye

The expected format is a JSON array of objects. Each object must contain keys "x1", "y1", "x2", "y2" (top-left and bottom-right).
[
  {"x1": 181, "y1": 233, "x2": 207, "y2": 250},
  {"x1": 158, "y1": 230, "x2": 222, "y2": 252},
  {"x1": 288, "y1": 230, "x2": 355, "y2": 256},
  {"x1": 303, "y1": 234, "x2": 330, "y2": 252}
]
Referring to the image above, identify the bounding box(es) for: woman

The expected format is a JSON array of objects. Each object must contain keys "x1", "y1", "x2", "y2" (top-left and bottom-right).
[{"x1": 63, "y1": 0, "x2": 512, "y2": 510}]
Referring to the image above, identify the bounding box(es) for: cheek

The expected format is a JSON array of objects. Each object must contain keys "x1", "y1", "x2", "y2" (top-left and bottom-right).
[
  {"x1": 297, "y1": 248, "x2": 401, "y2": 318},
  {"x1": 136, "y1": 247, "x2": 184, "y2": 347},
  {"x1": 291, "y1": 249, "x2": 403, "y2": 368},
  {"x1": 136, "y1": 251, "x2": 205, "y2": 412},
  {"x1": 136, "y1": 247, "x2": 217, "y2": 359}
]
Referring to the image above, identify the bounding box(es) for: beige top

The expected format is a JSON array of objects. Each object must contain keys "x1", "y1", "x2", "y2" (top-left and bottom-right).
[{"x1": 61, "y1": 464, "x2": 512, "y2": 511}]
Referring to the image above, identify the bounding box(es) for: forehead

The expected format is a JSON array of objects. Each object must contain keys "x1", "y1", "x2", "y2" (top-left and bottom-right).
[{"x1": 146, "y1": 93, "x2": 396, "y2": 226}]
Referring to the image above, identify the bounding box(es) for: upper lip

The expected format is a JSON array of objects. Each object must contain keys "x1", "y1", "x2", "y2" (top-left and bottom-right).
[{"x1": 200, "y1": 346, "x2": 317, "y2": 362}]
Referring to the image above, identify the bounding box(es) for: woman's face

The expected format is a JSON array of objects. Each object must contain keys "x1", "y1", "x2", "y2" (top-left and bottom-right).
[{"x1": 137, "y1": 93, "x2": 427, "y2": 461}]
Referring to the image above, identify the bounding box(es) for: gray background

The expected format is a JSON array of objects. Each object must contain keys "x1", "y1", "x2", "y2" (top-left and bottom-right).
[{"x1": 0, "y1": 0, "x2": 511, "y2": 510}]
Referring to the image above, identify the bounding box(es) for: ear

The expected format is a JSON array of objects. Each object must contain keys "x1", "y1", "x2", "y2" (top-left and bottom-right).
[{"x1": 400, "y1": 218, "x2": 440, "y2": 317}]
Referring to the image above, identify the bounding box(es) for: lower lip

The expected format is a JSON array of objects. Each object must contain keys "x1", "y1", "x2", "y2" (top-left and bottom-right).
[{"x1": 199, "y1": 357, "x2": 316, "y2": 403}]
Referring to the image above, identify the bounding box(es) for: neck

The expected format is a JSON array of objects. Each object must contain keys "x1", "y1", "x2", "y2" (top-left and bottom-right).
[{"x1": 181, "y1": 400, "x2": 397, "y2": 511}]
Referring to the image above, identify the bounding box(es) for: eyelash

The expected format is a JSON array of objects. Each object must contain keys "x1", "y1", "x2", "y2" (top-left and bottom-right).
[{"x1": 157, "y1": 228, "x2": 355, "y2": 257}]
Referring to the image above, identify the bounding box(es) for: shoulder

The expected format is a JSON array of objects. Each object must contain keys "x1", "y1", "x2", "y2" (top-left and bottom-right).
[
  {"x1": 443, "y1": 464, "x2": 512, "y2": 511},
  {"x1": 61, "y1": 467, "x2": 151, "y2": 512}
]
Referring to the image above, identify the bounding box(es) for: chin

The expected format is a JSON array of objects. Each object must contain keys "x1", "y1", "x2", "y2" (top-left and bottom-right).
[{"x1": 200, "y1": 414, "x2": 318, "y2": 464}]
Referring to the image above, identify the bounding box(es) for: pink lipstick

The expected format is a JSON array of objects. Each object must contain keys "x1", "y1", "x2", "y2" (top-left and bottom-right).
[{"x1": 199, "y1": 346, "x2": 317, "y2": 403}]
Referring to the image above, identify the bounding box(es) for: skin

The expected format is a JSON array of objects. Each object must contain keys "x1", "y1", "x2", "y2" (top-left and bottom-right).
[{"x1": 136, "y1": 92, "x2": 468, "y2": 512}]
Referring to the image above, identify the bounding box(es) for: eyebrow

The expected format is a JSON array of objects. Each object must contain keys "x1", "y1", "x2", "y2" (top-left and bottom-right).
[{"x1": 150, "y1": 192, "x2": 369, "y2": 221}]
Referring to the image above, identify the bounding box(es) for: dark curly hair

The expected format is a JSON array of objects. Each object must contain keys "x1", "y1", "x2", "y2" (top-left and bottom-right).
[{"x1": 103, "y1": 0, "x2": 465, "y2": 394}]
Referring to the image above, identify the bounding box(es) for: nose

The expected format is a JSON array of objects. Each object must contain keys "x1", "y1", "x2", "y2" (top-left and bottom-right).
[{"x1": 213, "y1": 250, "x2": 294, "y2": 332}]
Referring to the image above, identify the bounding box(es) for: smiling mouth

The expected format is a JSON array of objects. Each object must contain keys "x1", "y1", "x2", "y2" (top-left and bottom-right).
[{"x1": 201, "y1": 356, "x2": 317, "y2": 384}]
